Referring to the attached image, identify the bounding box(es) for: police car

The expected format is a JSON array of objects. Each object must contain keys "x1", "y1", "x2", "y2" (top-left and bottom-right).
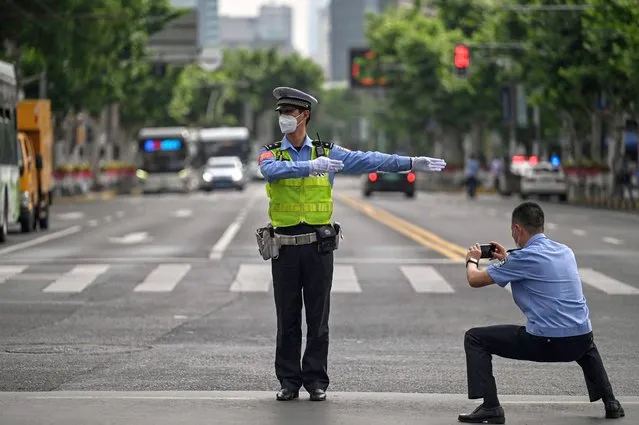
[
  {"x1": 362, "y1": 171, "x2": 416, "y2": 198},
  {"x1": 520, "y1": 160, "x2": 568, "y2": 202}
]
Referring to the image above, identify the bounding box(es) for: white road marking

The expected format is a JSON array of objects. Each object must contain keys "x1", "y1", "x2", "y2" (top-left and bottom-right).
[
  {"x1": 546, "y1": 222, "x2": 557, "y2": 229},
  {"x1": 11, "y1": 391, "x2": 639, "y2": 404},
  {"x1": 87, "y1": 220, "x2": 98, "y2": 227},
  {"x1": 210, "y1": 195, "x2": 258, "y2": 260},
  {"x1": 332, "y1": 265, "x2": 362, "y2": 293},
  {"x1": 602, "y1": 237, "x2": 622, "y2": 245},
  {"x1": 579, "y1": 268, "x2": 639, "y2": 295},
  {"x1": 572, "y1": 229, "x2": 587, "y2": 236},
  {"x1": 0, "y1": 226, "x2": 82, "y2": 256},
  {"x1": 400, "y1": 266, "x2": 454, "y2": 293},
  {"x1": 115, "y1": 211, "x2": 125, "y2": 218},
  {"x1": 42, "y1": 265, "x2": 109, "y2": 293},
  {"x1": 133, "y1": 264, "x2": 191, "y2": 293},
  {"x1": 108, "y1": 232, "x2": 150, "y2": 245},
  {"x1": 230, "y1": 264, "x2": 271, "y2": 292},
  {"x1": 104, "y1": 215, "x2": 112, "y2": 222},
  {"x1": 0, "y1": 265, "x2": 27, "y2": 284},
  {"x1": 56, "y1": 212, "x2": 85, "y2": 220},
  {"x1": 0, "y1": 257, "x2": 468, "y2": 265},
  {"x1": 172, "y1": 209, "x2": 192, "y2": 218}
]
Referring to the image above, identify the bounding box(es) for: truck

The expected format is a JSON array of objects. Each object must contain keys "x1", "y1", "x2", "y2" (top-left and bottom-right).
[
  {"x1": 0, "y1": 60, "x2": 21, "y2": 243},
  {"x1": 16, "y1": 99, "x2": 53, "y2": 231}
]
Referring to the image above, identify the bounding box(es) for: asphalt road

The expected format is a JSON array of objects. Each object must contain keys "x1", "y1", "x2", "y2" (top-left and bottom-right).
[{"x1": 0, "y1": 176, "x2": 636, "y2": 424}]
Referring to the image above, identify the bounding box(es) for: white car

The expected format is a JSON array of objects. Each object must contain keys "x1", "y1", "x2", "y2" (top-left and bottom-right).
[
  {"x1": 200, "y1": 156, "x2": 246, "y2": 191},
  {"x1": 520, "y1": 161, "x2": 568, "y2": 202}
]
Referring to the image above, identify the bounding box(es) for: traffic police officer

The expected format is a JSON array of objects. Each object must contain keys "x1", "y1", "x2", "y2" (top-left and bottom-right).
[
  {"x1": 460, "y1": 201, "x2": 625, "y2": 423},
  {"x1": 258, "y1": 87, "x2": 446, "y2": 402}
]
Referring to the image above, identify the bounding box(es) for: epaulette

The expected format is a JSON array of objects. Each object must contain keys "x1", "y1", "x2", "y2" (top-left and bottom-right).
[
  {"x1": 311, "y1": 140, "x2": 334, "y2": 149},
  {"x1": 263, "y1": 142, "x2": 282, "y2": 151}
]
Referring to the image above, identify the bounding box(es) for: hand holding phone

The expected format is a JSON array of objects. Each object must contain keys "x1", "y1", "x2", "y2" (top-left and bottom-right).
[{"x1": 479, "y1": 243, "x2": 496, "y2": 259}]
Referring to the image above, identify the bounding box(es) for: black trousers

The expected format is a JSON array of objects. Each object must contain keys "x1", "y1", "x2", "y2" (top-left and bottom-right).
[
  {"x1": 465, "y1": 325, "x2": 615, "y2": 402},
  {"x1": 271, "y1": 224, "x2": 333, "y2": 392}
]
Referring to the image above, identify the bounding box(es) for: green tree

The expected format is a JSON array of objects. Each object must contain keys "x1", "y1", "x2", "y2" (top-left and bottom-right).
[
  {"x1": 364, "y1": 6, "x2": 460, "y2": 154},
  {"x1": 2, "y1": 0, "x2": 180, "y2": 116},
  {"x1": 169, "y1": 48, "x2": 325, "y2": 138},
  {"x1": 432, "y1": 0, "x2": 505, "y2": 161},
  {"x1": 581, "y1": 0, "x2": 639, "y2": 163}
]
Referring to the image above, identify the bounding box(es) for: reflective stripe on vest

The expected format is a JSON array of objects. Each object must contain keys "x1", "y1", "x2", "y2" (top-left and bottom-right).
[{"x1": 266, "y1": 145, "x2": 333, "y2": 227}]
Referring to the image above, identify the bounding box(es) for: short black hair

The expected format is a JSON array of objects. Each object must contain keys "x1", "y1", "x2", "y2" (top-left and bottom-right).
[{"x1": 512, "y1": 202, "x2": 544, "y2": 233}]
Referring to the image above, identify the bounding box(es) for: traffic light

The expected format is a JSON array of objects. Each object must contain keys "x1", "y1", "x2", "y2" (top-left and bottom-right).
[
  {"x1": 454, "y1": 43, "x2": 470, "y2": 77},
  {"x1": 349, "y1": 48, "x2": 387, "y2": 88}
]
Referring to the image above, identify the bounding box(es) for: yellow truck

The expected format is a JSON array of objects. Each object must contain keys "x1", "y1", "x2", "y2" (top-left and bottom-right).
[{"x1": 16, "y1": 99, "x2": 53, "y2": 232}]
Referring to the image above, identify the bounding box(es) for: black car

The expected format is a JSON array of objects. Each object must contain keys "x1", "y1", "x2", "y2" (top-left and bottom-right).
[{"x1": 363, "y1": 171, "x2": 416, "y2": 198}]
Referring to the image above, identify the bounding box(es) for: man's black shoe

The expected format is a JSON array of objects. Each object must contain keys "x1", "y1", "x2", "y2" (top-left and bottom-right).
[
  {"x1": 276, "y1": 388, "x2": 299, "y2": 401},
  {"x1": 605, "y1": 400, "x2": 625, "y2": 419},
  {"x1": 309, "y1": 389, "x2": 327, "y2": 401},
  {"x1": 458, "y1": 404, "x2": 505, "y2": 424}
]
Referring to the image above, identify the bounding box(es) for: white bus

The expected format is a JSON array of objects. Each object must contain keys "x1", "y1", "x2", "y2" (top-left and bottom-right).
[
  {"x1": 196, "y1": 126, "x2": 251, "y2": 166},
  {"x1": 135, "y1": 126, "x2": 199, "y2": 193},
  {"x1": 0, "y1": 60, "x2": 20, "y2": 243}
]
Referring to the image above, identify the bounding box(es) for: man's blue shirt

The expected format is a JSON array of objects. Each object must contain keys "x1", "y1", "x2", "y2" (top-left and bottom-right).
[
  {"x1": 258, "y1": 134, "x2": 412, "y2": 184},
  {"x1": 486, "y1": 233, "x2": 593, "y2": 338}
]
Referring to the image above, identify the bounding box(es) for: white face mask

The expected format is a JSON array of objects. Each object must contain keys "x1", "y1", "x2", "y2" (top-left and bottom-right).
[{"x1": 278, "y1": 113, "x2": 302, "y2": 134}]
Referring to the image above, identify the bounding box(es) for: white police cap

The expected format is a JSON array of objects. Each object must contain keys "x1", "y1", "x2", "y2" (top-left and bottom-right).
[{"x1": 273, "y1": 87, "x2": 318, "y2": 111}]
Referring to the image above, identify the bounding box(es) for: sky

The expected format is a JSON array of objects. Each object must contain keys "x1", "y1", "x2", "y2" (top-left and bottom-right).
[{"x1": 218, "y1": 0, "x2": 311, "y2": 57}]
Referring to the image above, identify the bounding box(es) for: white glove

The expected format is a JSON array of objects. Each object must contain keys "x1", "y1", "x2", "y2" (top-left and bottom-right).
[
  {"x1": 411, "y1": 156, "x2": 447, "y2": 172},
  {"x1": 309, "y1": 156, "x2": 344, "y2": 176}
]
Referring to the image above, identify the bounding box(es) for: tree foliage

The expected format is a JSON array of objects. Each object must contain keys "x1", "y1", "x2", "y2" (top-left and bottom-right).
[
  {"x1": 1, "y1": 0, "x2": 181, "y2": 119},
  {"x1": 170, "y1": 48, "x2": 325, "y2": 138},
  {"x1": 361, "y1": 0, "x2": 639, "y2": 164}
]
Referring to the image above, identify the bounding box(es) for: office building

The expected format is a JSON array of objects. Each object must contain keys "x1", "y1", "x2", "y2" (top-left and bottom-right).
[
  {"x1": 219, "y1": 4, "x2": 293, "y2": 54},
  {"x1": 316, "y1": 4, "x2": 331, "y2": 78}
]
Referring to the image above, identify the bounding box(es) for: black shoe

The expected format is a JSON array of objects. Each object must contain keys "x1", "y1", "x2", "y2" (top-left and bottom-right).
[
  {"x1": 276, "y1": 388, "x2": 299, "y2": 401},
  {"x1": 309, "y1": 389, "x2": 327, "y2": 401},
  {"x1": 605, "y1": 400, "x2": 625, "y2": 419},
  {"x1": 458, "y1": 404, "x2": 505, "y2": 424}
]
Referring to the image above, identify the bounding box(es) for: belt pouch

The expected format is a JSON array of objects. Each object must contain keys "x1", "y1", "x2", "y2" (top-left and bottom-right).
[{"x1": 315, "y1": 225, "x2": 337, "y2": 253}]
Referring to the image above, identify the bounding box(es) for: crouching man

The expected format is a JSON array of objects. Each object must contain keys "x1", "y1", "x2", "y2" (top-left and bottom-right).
[{"x1": 458, "y1": 201, "x2": 625, "y2": 424}]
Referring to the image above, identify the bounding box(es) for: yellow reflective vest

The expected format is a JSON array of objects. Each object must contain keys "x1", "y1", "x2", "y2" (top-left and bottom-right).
[{"x1": 264, "y1": 141, "x2": 333, "y2": 228}]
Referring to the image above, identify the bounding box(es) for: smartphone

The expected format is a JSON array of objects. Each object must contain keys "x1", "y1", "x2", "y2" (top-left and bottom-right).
[{"x1": 480, "y1": 243, "x2": 496, "y2": 259}]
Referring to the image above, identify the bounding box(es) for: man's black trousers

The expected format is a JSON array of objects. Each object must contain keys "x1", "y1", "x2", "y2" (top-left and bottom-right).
[
  {"x1": 465, "y1": 325, "x2": 615, "y2": 402},
  {"x1": 271, "y1": 224, "x2": 333, "y2": 392}
]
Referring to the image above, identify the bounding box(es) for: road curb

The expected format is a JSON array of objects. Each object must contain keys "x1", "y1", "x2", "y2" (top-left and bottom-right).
[{"x1": 54, "y1": 190, "x2": 117, "y2": 204}]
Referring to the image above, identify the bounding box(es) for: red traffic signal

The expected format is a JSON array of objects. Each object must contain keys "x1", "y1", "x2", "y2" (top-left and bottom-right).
[{"x1": 454, "y1": 44, "x2": 470, "y2": 69}]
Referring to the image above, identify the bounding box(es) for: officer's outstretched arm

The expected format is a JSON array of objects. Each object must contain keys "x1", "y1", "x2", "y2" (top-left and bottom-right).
[
  {"x1": 330, "y1": 145, "x2": 412, "y2": 174},
  {"x1": 258, "y1": 147, "x2": 310, "y2": 182}
]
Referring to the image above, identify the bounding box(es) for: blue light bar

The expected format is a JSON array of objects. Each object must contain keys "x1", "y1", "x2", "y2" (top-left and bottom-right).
[{"x1": 143, "y1": 139, "x2": 183, "y2": 152}]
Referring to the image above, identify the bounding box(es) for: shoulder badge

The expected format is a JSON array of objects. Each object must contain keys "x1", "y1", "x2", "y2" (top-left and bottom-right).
[
  {"x1": 497, "y1": 257, "x2": 508, "y2": 267},
  {"x1": 311, "y1": 140, "x2": 334, "y2": 149},
  {"x1": 263, "y1": 142, "x2": 282, "y2": 151}
]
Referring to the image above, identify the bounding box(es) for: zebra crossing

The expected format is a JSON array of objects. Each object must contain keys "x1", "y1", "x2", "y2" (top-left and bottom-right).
[{"x1": 1, "y1": 263, "x2": 638, "y2": 296}]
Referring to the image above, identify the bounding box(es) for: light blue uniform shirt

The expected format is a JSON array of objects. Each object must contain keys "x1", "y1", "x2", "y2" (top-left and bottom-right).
[
  {"x1": 259, "y1": 134, "x2": 412, "y2": 184},
  {"x1": 486, "y1": 233, "x2": 593, "y2": 338}
]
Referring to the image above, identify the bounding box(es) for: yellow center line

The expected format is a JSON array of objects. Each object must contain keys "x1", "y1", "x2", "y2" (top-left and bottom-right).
[{"x1": 335, "y1": 193, "x2": 467, "y2": 261}]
